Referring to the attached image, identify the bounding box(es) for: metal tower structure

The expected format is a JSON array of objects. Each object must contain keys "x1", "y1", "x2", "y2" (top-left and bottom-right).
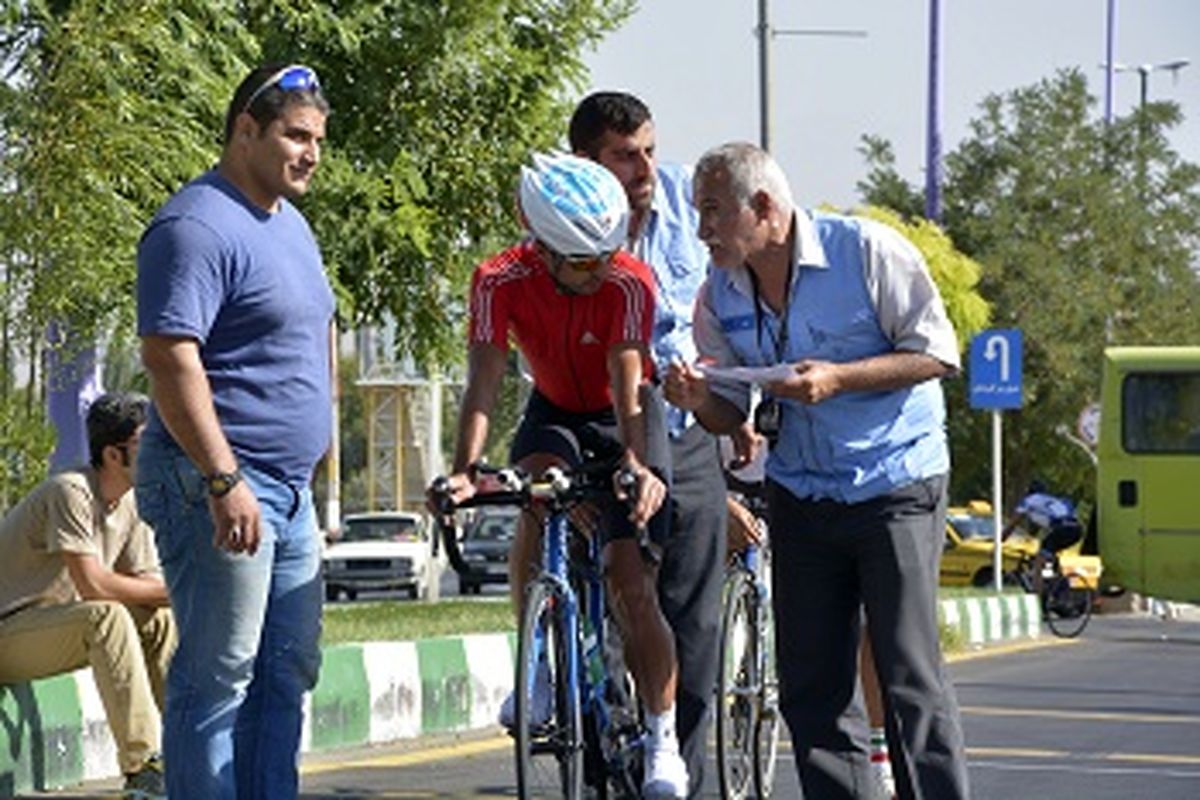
[{"x1": 357, "y1": 319, "x2": 444, "y2": 513}]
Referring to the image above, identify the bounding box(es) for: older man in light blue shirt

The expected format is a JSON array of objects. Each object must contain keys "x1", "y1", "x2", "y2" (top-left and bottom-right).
[
  {"x1": 667, "y1": 141, "x2": 969, "y2": 800},
  {"x1": 571, "y1": 93, "x2": 727, "y2": 799}
]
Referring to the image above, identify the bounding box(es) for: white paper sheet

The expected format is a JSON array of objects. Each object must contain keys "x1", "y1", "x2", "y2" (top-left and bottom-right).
[{"x1": 697, "y1": 363, "x2": 795, "y2": 385}]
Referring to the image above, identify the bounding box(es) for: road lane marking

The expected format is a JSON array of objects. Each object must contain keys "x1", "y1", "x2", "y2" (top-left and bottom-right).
[
  {"x1": 947, "y1": 637, "x2": 1078, "y2": 662},
  {"x1": 301, "y1": 734, "x2": 511, "y2": 775},
  {"x1": 968, "y1": 746, "x2": 1200, "y2": 765},
  {"x1": 1113, "y1": 752, "x2": 1200, "y2": 765},
  {"x1": 962, "y1": 704, "x2": 1200, "y2": 725},
  {"x1": 970, "y1": 759, "x2": 1200, "y2": 779},
  {"x1": 299, "y1": 700, "x2": 1200, "y2": 783}
]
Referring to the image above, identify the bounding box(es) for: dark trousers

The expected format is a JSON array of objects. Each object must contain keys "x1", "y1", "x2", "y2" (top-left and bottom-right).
[
  {"x1": 658, "y1": 425, "x2": 727, "y2": 798},
  {"x1": 767, "y1": 476, "x2": 970, "y2": 800}
]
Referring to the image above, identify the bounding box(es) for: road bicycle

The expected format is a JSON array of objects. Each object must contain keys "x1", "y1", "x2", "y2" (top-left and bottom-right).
[
  {"x1": 432, "y1": 462, "x2": 645, "y2": 799},
  {"x1": 716, "y1": 493, "x2": 780, "y2": 800},
  {"x1": 1006, "y1": 550, "x2": 1095, "y2": 638}
]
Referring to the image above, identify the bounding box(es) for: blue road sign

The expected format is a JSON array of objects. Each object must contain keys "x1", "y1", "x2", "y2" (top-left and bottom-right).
[{"x1": 969, "y1": 329, "x2": 1023, "y2": 410}]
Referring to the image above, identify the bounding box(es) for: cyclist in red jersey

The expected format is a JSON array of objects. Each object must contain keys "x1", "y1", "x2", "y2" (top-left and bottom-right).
[
  {"x1": 470, "y1": 238, "x2": 658, "y2": 414},
  {"x1": 432, "y1": 152, "x2": 687, "y2": 797}
]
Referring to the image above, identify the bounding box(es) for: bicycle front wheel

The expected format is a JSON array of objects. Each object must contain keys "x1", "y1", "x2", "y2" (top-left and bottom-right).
[
  {"x1": 516, "y1": 578, "x2": 584, "y2": 799},
  {"x1": 753, "y1": 585, "x2": 780, "y2": 799},
  {"x1": 1043, "y1": 572, "x2": 1094, "y2": 638},
  {"x1": 717, "y1": 572, "x2": 757, "y2": 800}
]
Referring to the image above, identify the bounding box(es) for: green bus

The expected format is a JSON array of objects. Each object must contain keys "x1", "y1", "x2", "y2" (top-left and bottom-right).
[{"x1": 1098, "y1": 347, "x2": 1200, "y2": 603}]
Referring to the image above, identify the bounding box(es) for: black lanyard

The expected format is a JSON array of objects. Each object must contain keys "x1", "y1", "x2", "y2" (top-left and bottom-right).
[{"x1": 746, "y1": 259, "x2": 795, "y2": 364}]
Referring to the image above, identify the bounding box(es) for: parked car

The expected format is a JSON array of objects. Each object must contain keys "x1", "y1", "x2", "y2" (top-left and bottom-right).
[
  {"x1": 322, "y1": 511, "x2": 434, "y2": 601},
  {"x1": 940, "y1": 500, "x2": 1103, "y2": 590},
  {"x1": 457, "y1": 507, "x2": 518, "y2": 595}
]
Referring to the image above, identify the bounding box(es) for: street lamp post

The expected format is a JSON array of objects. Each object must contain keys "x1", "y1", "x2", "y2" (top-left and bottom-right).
[
  {"x1": 925, "y1": 0, "x2": 943, "y2": 221},
  {"x1": 1115, "y1": 59, "x2": 1191, "y2": 112},
  {"x1": 755, "y1": 0, "x2": 866, "y2": 153},
  {"x1": 1104, "y1": 0, "x2": 1117, "y2": 125}
]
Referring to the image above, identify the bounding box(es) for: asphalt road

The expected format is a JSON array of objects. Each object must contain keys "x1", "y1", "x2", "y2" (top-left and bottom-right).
[
  {"x1": 954, "y1": 612, "x2": 1200, "y2": 800},
  {"x1": 32, "y1": 612, "x2": 1200, "y2": 799}
]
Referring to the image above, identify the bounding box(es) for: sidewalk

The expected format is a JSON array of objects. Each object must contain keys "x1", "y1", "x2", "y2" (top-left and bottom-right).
[{"x1": 1, "y1": 594, "x2": 1039, "y2": 795}]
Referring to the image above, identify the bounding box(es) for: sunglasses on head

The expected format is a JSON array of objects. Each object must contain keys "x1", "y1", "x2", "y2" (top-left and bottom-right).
[{"x1": 243, "y1": 65, "x2": 321, "y2": 113}]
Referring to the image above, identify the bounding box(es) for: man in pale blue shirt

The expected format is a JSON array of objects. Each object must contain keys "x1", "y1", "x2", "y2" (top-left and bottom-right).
[
  {"x1": 666, "y1": 142, "x2": 969, "y2": 799},
  {"x1": 570, "y1": 93, "x2": 726, "y2": 799}
]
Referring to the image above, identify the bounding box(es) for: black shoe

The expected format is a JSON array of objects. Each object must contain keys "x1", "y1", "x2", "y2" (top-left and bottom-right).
[{"x1": 123, "y1": 753, "x2": 166, "y2": 799}]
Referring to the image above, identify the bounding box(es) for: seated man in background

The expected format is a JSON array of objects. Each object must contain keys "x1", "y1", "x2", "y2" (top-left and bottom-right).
[{"x1": 0, "y1": 392, "x2": 175, "y2": 799}]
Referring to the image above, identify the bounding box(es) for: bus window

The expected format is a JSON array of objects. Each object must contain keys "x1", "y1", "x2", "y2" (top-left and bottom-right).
[{"x1": 1122, "y1": 372, "x2": 1200, "y2": 454}]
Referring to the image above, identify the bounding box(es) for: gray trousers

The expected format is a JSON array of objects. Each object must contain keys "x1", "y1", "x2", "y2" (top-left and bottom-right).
[
  {"x1": 767, "y1": 476, "x2": 970, "y2": 800},
  {"x1": 658, "y1": 425, "x2": 727, "y2": 798}
]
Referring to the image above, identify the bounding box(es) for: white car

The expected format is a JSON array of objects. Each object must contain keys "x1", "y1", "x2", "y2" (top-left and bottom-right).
[{"x1": 322, "y1": 511, "x2": 436, "y2": 601}]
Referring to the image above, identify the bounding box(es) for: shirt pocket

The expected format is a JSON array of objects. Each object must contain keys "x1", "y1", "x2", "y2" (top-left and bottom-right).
[
  {"x1": 806, "y1": 309, "x2": 883, "y2": 361},
  {"x1": 724, "y1": 322, "x2": 768, "y2": 366}
]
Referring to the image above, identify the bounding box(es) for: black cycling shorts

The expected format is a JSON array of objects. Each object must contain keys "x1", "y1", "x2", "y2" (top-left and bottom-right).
[
  {"x1": 1041, "y1": 519, "x2": 1083, "y2": 555},
  {"x1": 508, "y1": 387, "x2": 670, "y2": 547}
]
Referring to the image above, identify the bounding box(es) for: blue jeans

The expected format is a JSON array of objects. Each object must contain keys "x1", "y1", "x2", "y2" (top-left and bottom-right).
[{"x1": 136, "y1": 435, "x2": 322, "y2": 799}]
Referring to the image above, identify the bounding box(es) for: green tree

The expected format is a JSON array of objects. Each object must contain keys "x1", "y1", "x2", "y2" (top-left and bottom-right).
[
  {"x1": 242, "y1": 0, "x2": 634, "y2": 364},
  {"x1": 859, "y1": 70, "x2": 1200, "y2": 507},
  {"x1": 0, "y1": 0, "x2": 252, "y2": 499},
  {"x1": 0, "y1": 0, "x2": 633, "y2": 500}
]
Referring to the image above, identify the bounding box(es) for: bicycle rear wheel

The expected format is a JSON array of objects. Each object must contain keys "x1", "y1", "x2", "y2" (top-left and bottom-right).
[
  {"x1": 516, "y1": 578, "x2": 584, "y2": 798},
  {"x1": 753, "y1": 586, "x2": 780, "y2": 798},
  {"x1": 1043, "y1": 571, "x2": 1094, "y2": 638},
  {"x1": 717, "y1": 572, "x2": 757, "y2": 800}
]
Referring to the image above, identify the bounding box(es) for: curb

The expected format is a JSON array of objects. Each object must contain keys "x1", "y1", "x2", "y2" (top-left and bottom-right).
[
  {"x1": 939, "y1": 593, "x2": 1042, "y2": 648},
  {"x1": 0, "y1": 632, "x2": 518, "y2": 795},
  {"x1": 2, "y1": 595, "x2": 1037, "y2": 793}
]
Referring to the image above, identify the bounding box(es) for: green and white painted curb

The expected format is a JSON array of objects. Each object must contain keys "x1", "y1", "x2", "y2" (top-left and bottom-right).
[
  {"x1": 939, "y1": 593, "x2": 1041, "y2": 647},
  {"x1": 0, "y1": 632, "x2": 516, "y2": 795},
  {"x1": 2, "y1": 595, "x2": 1039, "y2": 793}
]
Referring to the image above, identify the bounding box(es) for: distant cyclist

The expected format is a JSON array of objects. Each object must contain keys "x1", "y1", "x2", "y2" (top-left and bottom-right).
[
  {"x1": 1002, "y1": 480, "x2": 1083, "y2": 593},
  {"x1": 429, "y1": 152, "x2": 687, "y2": 797}
]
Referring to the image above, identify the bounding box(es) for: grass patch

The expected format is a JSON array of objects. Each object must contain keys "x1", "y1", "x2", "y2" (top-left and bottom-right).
[
  {"x1": 939, "y1": 621, "x2": 966, "y2": 652},
  {"x1": 322, "y1": 598, "x2": 515, "y2": 645},
  {"x1": 938, "y1": 586, "x2": 1023, "y2": 598},
  {"x1": 321, "y1": 589, "x2": 1023, "y2": 654}
]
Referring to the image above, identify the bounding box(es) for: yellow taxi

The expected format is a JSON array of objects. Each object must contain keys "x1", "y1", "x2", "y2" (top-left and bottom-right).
[{"x1": 939, "y1": 500, "x2": 1103, "y2": 590}]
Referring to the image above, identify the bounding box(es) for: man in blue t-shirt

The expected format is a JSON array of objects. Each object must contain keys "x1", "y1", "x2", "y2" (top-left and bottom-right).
[{"x1": 135, "y1": 63, "x2": 333, "y2": 799}]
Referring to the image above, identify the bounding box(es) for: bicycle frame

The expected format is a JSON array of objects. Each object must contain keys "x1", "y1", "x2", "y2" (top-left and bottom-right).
[
  {"x1": 532, "y1": 510, "x2": 613, "y2": 741},
  {"x1": 433, "y1": 465, "x2": 642, "y2": 797}
]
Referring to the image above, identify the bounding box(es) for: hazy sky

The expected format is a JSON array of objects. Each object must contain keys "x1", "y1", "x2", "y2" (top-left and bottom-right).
[{"x1": 580, "y1": 0, "x2": 1200, "y2": 209}]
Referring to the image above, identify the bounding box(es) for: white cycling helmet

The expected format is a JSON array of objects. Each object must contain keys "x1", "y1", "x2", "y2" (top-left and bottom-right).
[{"x1": 519, "y1": 151, "x2": 629, "y2": 257}]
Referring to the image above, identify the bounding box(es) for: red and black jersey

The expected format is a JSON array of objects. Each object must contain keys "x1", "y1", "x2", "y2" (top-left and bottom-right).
[{"x1": 468, "y1": 240, "x2": 656, "y2": 413}]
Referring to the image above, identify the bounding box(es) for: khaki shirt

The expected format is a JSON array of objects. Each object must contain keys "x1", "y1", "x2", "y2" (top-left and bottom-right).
[{"x1": 0, "y1": 467, "x2": 161, "y2": 620}]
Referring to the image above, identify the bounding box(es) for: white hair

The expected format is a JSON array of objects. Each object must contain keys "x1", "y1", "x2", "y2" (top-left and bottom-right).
[{"x1": 694, "y1": 142, "x2": 794, "y2": 210}]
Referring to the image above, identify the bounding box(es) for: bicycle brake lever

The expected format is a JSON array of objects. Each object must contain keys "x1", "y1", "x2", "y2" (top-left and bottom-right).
[{"x1": 429, "y1": 475, "x2": 453, "y2": 515}]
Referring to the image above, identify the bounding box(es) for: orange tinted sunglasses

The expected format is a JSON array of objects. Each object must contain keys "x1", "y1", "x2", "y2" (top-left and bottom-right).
[{"x1": 555, "y1": 250, "x2": 616, "y2": 273}]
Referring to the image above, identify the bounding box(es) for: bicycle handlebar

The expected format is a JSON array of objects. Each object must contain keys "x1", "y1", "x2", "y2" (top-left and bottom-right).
[{"x1": 428, "y1": 461, "x2": 640, "y2": 579}]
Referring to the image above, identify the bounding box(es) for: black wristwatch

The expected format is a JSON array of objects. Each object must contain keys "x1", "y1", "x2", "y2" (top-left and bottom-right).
[{"x1": 205, "y1": 469, "x2": 243, "y2": 498}]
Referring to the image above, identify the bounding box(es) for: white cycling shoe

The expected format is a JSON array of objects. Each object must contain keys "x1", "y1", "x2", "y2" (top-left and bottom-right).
[
  {"x1": 642, "y1": 745, "x2": 689, "y2": 799},
  {"x1": 868, "y1": 759, "x2": 897, "y2": 800},
  {"x1": 498, "y1": 659, "x2": 553, "y2": 730}
]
